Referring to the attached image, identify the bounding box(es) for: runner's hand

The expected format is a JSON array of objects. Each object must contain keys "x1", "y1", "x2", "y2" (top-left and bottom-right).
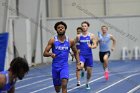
[{"x1": 50, "y1": 53, "x2": 56, "y2": 58}]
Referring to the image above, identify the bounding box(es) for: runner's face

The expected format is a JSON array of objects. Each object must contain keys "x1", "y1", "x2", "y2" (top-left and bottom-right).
[
  {"x1": 77, "y1": 29, "x2": 82, "y2": 35},
  {"x1": 17, "y1": 69, "x2": 26, "y2": 80},
  {"x1": 56, "y1": 24, "x2": 66, "y2": 36},
  {"x1": 101, "y1": 27, "x2": 108, "y2": 34},
  {"x1": 82, "y1": 23, "x2": 88, "y2": 32}
]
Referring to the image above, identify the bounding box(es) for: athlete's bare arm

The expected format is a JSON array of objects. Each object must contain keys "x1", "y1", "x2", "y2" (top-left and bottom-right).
[
  {"x1": 75, "y1": 35, "x2": 81, "y2": 53},
  {"x1": 43, "y1": 37, "x2": 56, "y2": 58},
  {"x1": 88, "y1": 33, "x2": 97, "y2": 49},
  {"x1": 96, "y1": 37, "x2": 99, "y2": 47},
  {"x1": 75, "y1": 34, "x2": 80, "y2": 44},
  {"x1": 0, "y1": 74, "x2": 5, "y2": 89},
  {"x1": 70, "y1": 39, "x2": 80, "y2": 69},
  {"x1": 110, "y1": 34, "x2": 116, "y2": 51}
]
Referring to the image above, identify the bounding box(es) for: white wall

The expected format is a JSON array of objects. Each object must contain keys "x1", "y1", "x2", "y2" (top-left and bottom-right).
[
  {"x1": 11, "y1": 18, "x2": 32, "y2": 66},
  {"x1": 0, "y1": 0, "x2": 8, "y2": 33},
  {"x1": 61, "y1": 0, "x2": 104, "y2": 17},
  {"x1": 2, "y1": 0, "x2": 47, "y2": 66},
  {"x1": 108, "y1": 0, "x2": 140, "y2": 16},
  {"x1": 18, "y1": 0, "x2": 40, "y2": 56},
  {"x1": 4, "y1": 18, "x2": 32, "y2": 69},
  {"x1": 48, "y1": 0, "x2": 140, "y2": 17},
  {"x1": 48, "y1": 0, "x2": 61, "y2": 17}
]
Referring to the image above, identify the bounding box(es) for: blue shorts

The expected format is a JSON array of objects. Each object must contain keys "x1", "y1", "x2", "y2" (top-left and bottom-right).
[
  {"x1": 52, "y1": 67, "x2": 69, "y2": 86},
  {"x1": 80, "y1": 54, "x2": 93, "y2": 67}
]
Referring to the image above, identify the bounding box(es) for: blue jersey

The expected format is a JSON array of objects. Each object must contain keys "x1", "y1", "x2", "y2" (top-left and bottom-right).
[
  {"x1": 98, "y1": 32, "x2": 111, "y2": 52},
  {"x1": 52, "y1": 36, "x2": 70, "y2": 68},
  {"x1": 79, "y1": 33, "x2": 93, "y2": 55},
  {"x1": 0, "y1": 71, "x2": 15, "y2": 92},
  {"x1": 76, "y1": 42, "x2": 80, "y2": 49}
]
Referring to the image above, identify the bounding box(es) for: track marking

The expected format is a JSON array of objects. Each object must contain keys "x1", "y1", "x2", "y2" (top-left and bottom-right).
[
  {"x1": 96, "y1": 73, "x2": 140, "y2": 93},
  {"x1": 127, "y1": 85, "x2": 140, "y2": 93},
  {"x1": 30, "y1": 77, "x2": 76, "y2": 93},
  {"x1": 16, "y1": 68, "x2": 140, "y2": 92},
  {"x1": 17, "y1": 75, "x2": 48, "y2": 82},
  {"x1": 17, "y1": 73, "x2": 76, "y2": 83},
  {"x1": 16, "y1": 78, "x2": 52, "y2": 90},
  {"x1": 68, "y1": 71, "x2": 140, "y2": 92},
  {"x1": 68, "y1": 76, "x2": 104, "y2": 92}
]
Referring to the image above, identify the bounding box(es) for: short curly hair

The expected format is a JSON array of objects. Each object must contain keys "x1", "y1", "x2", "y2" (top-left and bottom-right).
[
  {"x1": 9, "y1": 57, "x2": 29, "y2": 75},
  {"x1": 54, "y1": 21, "x2": 67, "y2": 31},
  {"x1": 76, "y1": 27, "x2": 83, "y2": 31}
]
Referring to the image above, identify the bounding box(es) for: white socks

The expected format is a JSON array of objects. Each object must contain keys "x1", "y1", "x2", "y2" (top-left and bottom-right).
[{"x1": 105, "y1": 67, "x2": 108, "y2": 72}]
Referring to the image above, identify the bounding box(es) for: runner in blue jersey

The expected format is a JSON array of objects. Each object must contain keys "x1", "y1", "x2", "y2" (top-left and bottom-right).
[
  {"x1": 0, "y1": 57, "x2": 29, "y2": 93},
  {"x1": 75, "y1": 21, "x2": 97, "y2": 89},
  {"x1": 76, "y1": 27, "x2": 82, "y2": 51},
  {"x1": 97, "y1": 25, "x2": 116, "y2": 80},
  {"x1": 75, "y1": 27, "x2": 83, "y2": 86},
  {"x1": 43, "y1": 21, "x2": 80, "y2": 93},
  {"x1": 69, "y1": 27, "x2": 82, "y2": 62}
]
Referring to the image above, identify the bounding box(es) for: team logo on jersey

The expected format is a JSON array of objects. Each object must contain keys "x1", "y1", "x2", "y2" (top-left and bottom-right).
[
  {"x1": 55, "y1": 46, "x2": 69, "y2": 50},
  {"x1": 80, "y1": 40, "x2": 90, "y2": 43}
]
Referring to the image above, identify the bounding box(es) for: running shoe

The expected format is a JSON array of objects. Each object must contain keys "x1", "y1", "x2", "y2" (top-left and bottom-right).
[
  {"x1": 86, "y1": 83, "x2": 90, "y2": 90},
  {"x1": 104, "y1": 71, "x2": 109, "y2": 80},
  {"x1": 77, "y1": 81, "x2": 81, "y2": 86}
]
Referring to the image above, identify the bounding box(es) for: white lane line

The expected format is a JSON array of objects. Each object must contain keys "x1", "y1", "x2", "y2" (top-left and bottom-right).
[
  {"x1": 68, "y1": 71, "x2": 140, "y2": 92},
  {"x1": 30, "y1": 77, "x2": 76, "y2": 93},
  {"x1": 96, "y1": 73, "x2": 140, "y2": 93},
  {"x1": 16, "y1": 74, "x2": 76, "y2": 90},
  {"x1": 28, "y1": 72, "x2": 104, "y2": 93},
  {"x1": 17, "y1": 73, "x2": 76, "y2": 83},
  {"x1": 127, "y1": 85, "x2": 140, "y2": 93},
  {"x1": 19, "y1": 69, "x2": 140, "y2": 83},
  {"x1": 17, "y1": 70, "x2": 140, "y2": 92},
  {"x1": 16, "y1": 78, "x2": 52, "y2": 90},
  {"x1": 17, "y1": 75, "x2": 47, "y2": 82},
  {"x1": 68, "y1": 76, "x2": 104, "y2": 92}
]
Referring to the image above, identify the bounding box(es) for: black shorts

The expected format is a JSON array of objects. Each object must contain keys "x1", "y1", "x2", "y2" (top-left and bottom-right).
[{"x1": 99, "y1": 51, "x2": 110, "y2": 63}]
